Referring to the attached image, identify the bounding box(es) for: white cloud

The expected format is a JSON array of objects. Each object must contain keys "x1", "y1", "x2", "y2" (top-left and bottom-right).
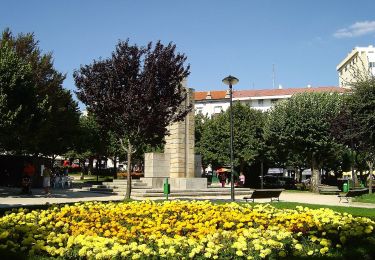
[{"x1": 334, "y1": 21, "x2": 375, "y2": 38}]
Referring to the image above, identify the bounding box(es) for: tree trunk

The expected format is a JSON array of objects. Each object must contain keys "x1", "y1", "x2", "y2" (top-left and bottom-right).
[
  {"x1": 351, "y1": 151, "x2": 359, "y2": 187},
  {"x1": 367, "y1": 160, "x2": 373, "y2": 194},
  {"x1": 88, "y1": 157, "x2": 93, "y2": 175},
  {"x1": 125, "y1": 141, "x2": 132, "y2": 199},
  {"x1": 113, "y1": 155, "x2": 117, "y2": 180},
  {"x1": 296, "y1": 167, "x2": 301, "y2": 183},
  {"x1": 79, "y1": 158, "x2": 84, "y2": 180},
  {"x1": 96, "y1": 158, "x2": 99, "y2": 183},
  {"x1": 310, "y1": 156, "x2": 320, "y2": 193},
  {"x1": 260, "y1": 160, "x2": 264, "y2": 189}
]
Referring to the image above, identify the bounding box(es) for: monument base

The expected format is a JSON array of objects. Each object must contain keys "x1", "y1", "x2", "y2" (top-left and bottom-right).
[{"x1": 141, "y1": 177, "x2": 207, "y2": 190}]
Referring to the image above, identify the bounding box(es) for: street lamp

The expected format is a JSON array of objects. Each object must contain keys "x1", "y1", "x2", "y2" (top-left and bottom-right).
[{"x1": 222, "y1": 75, "x2": 239, "y2": 201}]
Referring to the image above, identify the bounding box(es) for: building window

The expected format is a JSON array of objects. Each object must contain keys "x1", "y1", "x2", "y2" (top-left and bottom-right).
[
  {"x1": 214, "y1": 106, "x2": 223, "y2": 114},
  {"x1": 271, "y1": 99, "x2": 278, "y2": 104},
  {"x1": 258, "y1": 100, "x2": 264, "y2": 106},
  {"x1": 369, "y1": 62, "x2": 375, "y2": 68}
]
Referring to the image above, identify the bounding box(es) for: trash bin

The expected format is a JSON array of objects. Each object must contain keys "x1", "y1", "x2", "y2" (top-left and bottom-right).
[
  {"x1": 343, "y1": 182, "x2": 349, "y2": 192},
  {"x1": 163, "y1": 178, "x2": 170, "y2": 200}
]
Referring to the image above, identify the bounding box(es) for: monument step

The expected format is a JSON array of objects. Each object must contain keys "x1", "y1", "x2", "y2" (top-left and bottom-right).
[
  {"x1": 110, "y1": 179, "x2": 143, "y2": 183},
  {"x1": 132, "y1": 191, "x2": 250, "y2": 198},
  {"x1": 88, "y1": 186, "x2": 152, "y2": 192},
  {"x1": 101, "y1": 182, "x2": 149, "y2": 188},
  {"x1": 130, "y1": 188, "x2": 251, "y2": 197},
  {"x1": 82, "y1": 187, "x2": 252, "y2": 197},
  {"x1": 137, "y1": 188, "x2": 249, "y2": 194}
]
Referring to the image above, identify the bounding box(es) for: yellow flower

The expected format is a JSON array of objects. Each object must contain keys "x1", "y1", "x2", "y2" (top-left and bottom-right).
[
  {"x1": 320, "y1": 247, "x2": 329, "y2": 254},
  {"x1": 236, "y1": 250, "x2": 244, "y2": 256},
  {"x1": 295, "y1": 244, "x2": 303, "y2": 250}
]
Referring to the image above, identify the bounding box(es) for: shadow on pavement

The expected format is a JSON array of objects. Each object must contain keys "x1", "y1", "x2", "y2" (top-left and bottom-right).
[{"x1": 0, "y1": 186, "x2": 118, "y2": 199}]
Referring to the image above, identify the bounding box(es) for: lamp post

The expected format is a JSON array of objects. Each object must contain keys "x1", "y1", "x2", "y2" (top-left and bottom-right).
[{"x1": 222, "y1": 75, "x2": 239, "y2": 201}]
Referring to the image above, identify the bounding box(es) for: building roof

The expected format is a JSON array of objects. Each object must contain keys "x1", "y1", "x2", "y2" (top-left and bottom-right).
[
  {"x1": 194, "y1": 86, "x2": 347, "y2": 101},
  {"x1": 336, "y1": 45, "x2": 375, "y2": 70},
  {"x1": 194, "y1": 90, "x2": 227, "y2": 100}
]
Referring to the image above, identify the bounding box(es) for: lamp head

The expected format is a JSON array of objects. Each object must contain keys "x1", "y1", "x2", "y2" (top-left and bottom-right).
[{"x1": 222, "y1": 75, "x2": 239, "y2": 86}]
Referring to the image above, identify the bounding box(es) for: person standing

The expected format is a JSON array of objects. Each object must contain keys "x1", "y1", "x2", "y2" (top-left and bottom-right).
[
  {"x1": 43, "y1": 166, "x2": 52, "y2": 195},
  {"x1": 22, "y1": 162, "x2": 35, "y2": 194},
  {"x1": 239, "y1": 172, "x2": 246, "y2": 187},
  {"x1": 219, "y1": 173, "x2": 226, "y2": 188}
]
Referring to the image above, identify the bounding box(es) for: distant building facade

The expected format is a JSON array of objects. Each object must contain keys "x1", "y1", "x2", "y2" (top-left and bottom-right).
[
  {"x1": 337, "y1": 45, "x2": 375, "y2": 88},
  {"x1": 194, "y1": 86, "x2": 346, "y2": 117}
]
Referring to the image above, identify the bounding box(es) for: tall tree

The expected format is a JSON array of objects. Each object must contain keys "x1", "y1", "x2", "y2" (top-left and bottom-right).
[
  {"x1": 264, "y1": 93, "x2": 343, "y2": 192},
  {"x1": 0, "y1": 28, "x2": 80, "y2": 156},
  {"x1": 347, "y1": 78, "x2": 375, "y2": 193},
  {"x1": 0, "y1": 43, "x2": 38, "y2": 153},
  {"x1": 199, "y1": 102, "x2": 266, "y2": 173},
  {"x1": 74, "y1": 40, "x2": 191, "y2": 199}
]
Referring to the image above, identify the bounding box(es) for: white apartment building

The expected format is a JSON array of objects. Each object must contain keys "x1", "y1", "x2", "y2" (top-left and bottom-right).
[
  {"x1": 194, "y1": 86, "x2": 346, "y2": 117},
  {"x1": 337, "y1": 45, "x2": 375, "y2": 88}
]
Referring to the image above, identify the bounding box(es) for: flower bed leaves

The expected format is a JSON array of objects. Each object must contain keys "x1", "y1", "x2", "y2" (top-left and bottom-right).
[{"x1": 0, "y1": 200, "x2": 374, "y2": 259}]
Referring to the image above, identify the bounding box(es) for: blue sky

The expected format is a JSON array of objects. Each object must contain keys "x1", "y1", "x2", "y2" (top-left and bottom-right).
[{"x1": 1, "y1": 0, "x2": 375, "y2": 108}]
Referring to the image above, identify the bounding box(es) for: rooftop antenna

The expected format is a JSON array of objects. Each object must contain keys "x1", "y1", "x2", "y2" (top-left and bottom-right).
[{"x1": 272, "y1": 64, "x2": 276, "y2": 89}]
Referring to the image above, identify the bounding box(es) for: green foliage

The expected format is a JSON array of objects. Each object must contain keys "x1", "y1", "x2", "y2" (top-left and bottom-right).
[
  {"x1": 265, "y1": 93, "x2": 343, "y2": 165},
  {"x1": 0, "y1": 43, "x2": 38, "y2": 153},
  {"x1": 353, "y1": 193, "x2": 375, "y2": 204},
  {"x1": 348, "y1": 78, "x2": 375, "y2": 157},
  {"x1": 199, "y1": 102, "x2": 266, "y2": 170},
  {"x1": 264, "y1": 93, "x2": 344, "y2": 190},
  {"x1": 0, "y1": 28, "x2": 80, "y2": 156}
]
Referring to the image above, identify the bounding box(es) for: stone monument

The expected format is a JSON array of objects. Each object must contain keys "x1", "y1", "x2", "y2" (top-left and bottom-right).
[{"x1": 143, "y1": 84, "x2": 207, "y2": 190}]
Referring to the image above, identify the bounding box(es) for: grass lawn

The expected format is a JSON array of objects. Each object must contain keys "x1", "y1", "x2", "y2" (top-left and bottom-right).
[
  {"x1": 267, "y1": 201, "x2": 375, "y2": 219},
  {"x1": 283, "y1": 189, "x2": 310, "y2": 193},
  {"x1": 353, "y1": 193, "x2": 375, "y2": 204},
  {"x1": 68, "y1": 172, "x2": 113, "y2": 183}
]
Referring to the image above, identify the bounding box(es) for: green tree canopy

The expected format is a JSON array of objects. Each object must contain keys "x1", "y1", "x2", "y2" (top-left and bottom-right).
[
  {"x1": 199, "y1": 102, "x2": 266, "y2": 172},
  {"x1": 347, "y1": 78, "x2": 375, "y2": 192},
  {"x1": 0, "y1": 28, "x2": 80, "y2": 156},
  {"x1": 264, "y1": 92, "x2": 343, "y2": 192},
  {"x1": 0, "y1": 43, "x2": 38, "y2": 153}
]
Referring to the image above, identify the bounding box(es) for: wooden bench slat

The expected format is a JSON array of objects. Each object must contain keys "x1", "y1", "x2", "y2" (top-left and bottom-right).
[
  {"x1": 338, "y1": 189, "x2": 368, "y2": 202},
  {"x1": 243, "y1": 189, "x2": 284, "y2": 202}
]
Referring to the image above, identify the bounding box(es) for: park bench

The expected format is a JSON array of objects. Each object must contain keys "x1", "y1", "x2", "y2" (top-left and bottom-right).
[
  {"x1": 243, "y1": 189, "x2": 284, "y2": 202},
  {"x1": 338, "y1": 188, "x2": 369, "y2": 202},
  {"x1": 318, "y1": 185, "x2": 341, "y2": 195}
]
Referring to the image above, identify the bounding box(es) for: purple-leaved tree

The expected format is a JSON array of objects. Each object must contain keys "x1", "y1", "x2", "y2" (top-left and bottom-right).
[{"x1": 74, "y1": 40, "x2": 191, "y2": 199}]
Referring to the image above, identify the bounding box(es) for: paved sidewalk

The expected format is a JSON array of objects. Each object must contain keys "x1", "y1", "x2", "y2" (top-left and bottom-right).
[{"x1": 1, "y1": 186, "x2": 375, "y2": 209}]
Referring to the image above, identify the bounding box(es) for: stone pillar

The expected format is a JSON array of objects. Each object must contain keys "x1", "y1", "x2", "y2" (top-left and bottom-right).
[
  {"x1": 143, "y1": 84, "x2": 207, "y2": 190},
  {"x1": 164, "y1": 87, "x2": 195, "y2": 178}
]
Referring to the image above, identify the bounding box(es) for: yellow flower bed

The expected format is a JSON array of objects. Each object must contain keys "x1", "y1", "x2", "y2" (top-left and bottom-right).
[{"x1": 0, "y1": 200, "x2": 374, "y2": 259}]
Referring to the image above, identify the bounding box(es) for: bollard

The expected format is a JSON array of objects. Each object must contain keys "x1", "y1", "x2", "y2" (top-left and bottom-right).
[{"x1": 163, "y1": 177, "x2": 170, "y2": 200}]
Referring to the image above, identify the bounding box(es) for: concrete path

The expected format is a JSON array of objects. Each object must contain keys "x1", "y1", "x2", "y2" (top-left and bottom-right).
[{"x1": 1, "y1": 186, "x2": 374, "y2": 209}]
